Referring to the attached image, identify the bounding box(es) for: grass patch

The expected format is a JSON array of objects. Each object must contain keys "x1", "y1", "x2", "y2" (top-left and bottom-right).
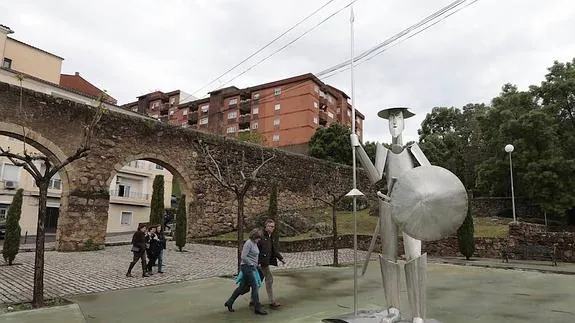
[
  {"x1": 205, "y1": 208, "x2": 510, "y2": 241},
  {"x1": 0, "y1": 297, "x2": 73, "y2": 314}
]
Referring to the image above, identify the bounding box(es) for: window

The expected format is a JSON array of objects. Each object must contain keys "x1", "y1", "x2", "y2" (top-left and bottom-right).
[
  {"x1": 274, "y1": 88, "x2": 281, "y2": 96},
  {"x1": 156, "y1": 164, "x2": 164, "y2": 170},
  {"x1": 313, "y1": 117, "x2": 318, "y2": 124},
  {"x1": 182, "y1": 109, "x2": 188, "y2": 115},
  {"x1": 49, "y1": 172, "x2": 61, "y2": 190},
  {"x1": 152, "y1": 102, "x2": 159, "y2": 109},
  {"x1": 272, "y1": 134, "x2": 280, "y2": 142},
  {"x1": 169, "y1": 110, "x2": 174, "y2": 115},
  {"x1": 314, "y1": 85, "x2": 319, "y2": 93},
  {"x1": 228, "y1": 111, "x2": 237, "y2": 119},
  {"x1": 328, "y1": 95, "x2": 334, "y2": 104},
  {"x1": 169, "y1": 97, "x2": 176, "y2": 104},
  {"x1": 252, "y1": 107, "x2": 259, "y2": 115},
  {"x1": 118, "y1": 184, "x2": 131, "y2": 197},
  {"x1": 273, "y1": 118, "x2": 280, "y2": 126},
  {"x1": 200, "y1": 105, "x2": 209, "y2": 113},
  {"x1": 2, "y1": 58, "x2": 12, "y2": 69},
  {"x1": 328, "y1": 111, "x2": 334, "y2": 119},
  {"x1": 314, "y1": 101, "x2": 319, "y2": 108},
  {"x1": 1, "y1": 164, "x2": 19, "y2": 182},
  {"x1": 226, "y1": 126, "x2": 237, "y2": 134},
  {"x1": 0, "y1": 206, "x2": 7, "y2": 222},
  {"x1": 229, "y1": 98, "x2": 238, "y2": 105},
  {"x1": 251, "y1": 122, "x2": 258, "y2": 129},
  {"x1": 253, "y1": 93, "x2": 260, "y2": 100},
  {"x1": 347, "y1": 109, "x2": 351, "y2": 117},
  {"x1": 131, "y1": 107, "x2": 138, "y2": 112},
  {"x1": 199, "y1": 117, "x2": 208, "y2": 125},
  {"x1": 121, "y1": 211, "x2": 132, "y2": 226},
  {"x1": 274, "y1": 104, "x2": 281, "y2": 111}
]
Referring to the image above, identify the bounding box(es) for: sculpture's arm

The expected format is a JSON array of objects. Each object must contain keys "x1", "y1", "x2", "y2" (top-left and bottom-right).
[
  {"x1": 350, "y1": 134, "x2": 382, "y2": 183},
  {"x1": 409, "y1": 143, "x2": 431, "y2": 166}
]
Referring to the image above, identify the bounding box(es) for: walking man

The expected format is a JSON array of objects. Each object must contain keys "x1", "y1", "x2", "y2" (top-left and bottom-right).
[{"x1": 257, "y1": 219, "x2": 285, "y2": 308}]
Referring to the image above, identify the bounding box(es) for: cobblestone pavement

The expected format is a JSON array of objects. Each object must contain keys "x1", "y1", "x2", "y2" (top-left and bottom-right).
[{"x1": 0, "y1": 241, "x2": 375, "y2": 305}]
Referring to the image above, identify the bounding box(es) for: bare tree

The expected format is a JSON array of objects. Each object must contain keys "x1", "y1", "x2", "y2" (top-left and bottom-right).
[
  {"x1": 0, "y1": 75, "x2": 106, "y2": 307},
  {"x1": 197, "y1": 140, "x2": 275, "y2": 271},
  {"x1": 310, "y1": 166, "x2": 349, "y2": 266}
]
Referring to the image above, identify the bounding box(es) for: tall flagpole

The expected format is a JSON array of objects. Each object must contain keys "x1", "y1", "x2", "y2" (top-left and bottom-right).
[{"x1": 350, "y1": 5, "x2": 358, "y2": 316}]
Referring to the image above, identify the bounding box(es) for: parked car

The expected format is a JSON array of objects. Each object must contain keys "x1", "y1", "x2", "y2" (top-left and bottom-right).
[{"x1": 0, "y1": 222, "x2": 5, "y2": 240}]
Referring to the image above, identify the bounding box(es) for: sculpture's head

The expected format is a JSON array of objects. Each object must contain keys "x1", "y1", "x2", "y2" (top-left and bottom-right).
[{"x1": 377, "y1": 107, "x2": 415, "y2": 139}]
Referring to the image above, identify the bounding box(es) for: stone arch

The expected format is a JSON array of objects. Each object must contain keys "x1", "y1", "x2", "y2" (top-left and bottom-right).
[
  {"x1": 0, "y1": 121, "x2": 72, "y2": 235},
  {"x1": 105, "y1": 152, "x2": 196, "y2": 233}
]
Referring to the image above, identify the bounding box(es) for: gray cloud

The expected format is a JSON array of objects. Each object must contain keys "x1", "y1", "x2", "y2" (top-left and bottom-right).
[{"x1": 2, "y1": 0, "x2": 574, "y2": 144}]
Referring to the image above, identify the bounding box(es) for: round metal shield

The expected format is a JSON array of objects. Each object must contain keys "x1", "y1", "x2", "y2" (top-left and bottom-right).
[{"x1": 390, "y1": 165, "x2": 468, "y2": 241}]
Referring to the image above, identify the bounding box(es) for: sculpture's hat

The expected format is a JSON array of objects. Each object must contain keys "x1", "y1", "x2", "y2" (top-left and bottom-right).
[{"x1": 377, "y1": 107, "x2": 415, "y2": 120}]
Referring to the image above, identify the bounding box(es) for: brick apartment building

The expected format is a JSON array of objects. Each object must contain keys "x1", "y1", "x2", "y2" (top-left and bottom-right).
[{"x1": 124, "y1": 73, "x2": 364, "y2": 153}]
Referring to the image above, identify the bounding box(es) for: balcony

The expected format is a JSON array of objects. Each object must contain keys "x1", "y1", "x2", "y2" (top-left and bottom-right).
[
  {"x1": 239, "y1": 100, "x2": 251, "y2": 113},
  {"x1": 319, "y1": 111, "x2": 328, "y2": 126},
  {"x1": 189, "y1": 103, "x2": 199, "y2": 112},
  {"x1": 109, "y1": 190, "x2": 150, "y2": 206}
]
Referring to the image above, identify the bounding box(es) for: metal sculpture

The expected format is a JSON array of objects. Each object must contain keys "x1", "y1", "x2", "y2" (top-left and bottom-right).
[{"x1": 323, "y1": 107, "x2": 468, "y2": 323}]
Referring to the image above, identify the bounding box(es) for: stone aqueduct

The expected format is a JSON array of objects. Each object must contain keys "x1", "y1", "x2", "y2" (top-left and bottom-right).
[{"x1": 0, "y1": 81, "x2": 372, "y2": 251}]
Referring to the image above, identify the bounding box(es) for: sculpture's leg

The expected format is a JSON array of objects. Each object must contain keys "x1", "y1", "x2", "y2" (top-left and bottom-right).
[
  {"x1": 379, "y1": 202, "x2": 401, "y2": 321},
  {"x1": 379, "y1": 255, "x2": 402, "y2": 321},
  {"x1": 404, "y1": 253, "x2": 427, "y2": 323}
]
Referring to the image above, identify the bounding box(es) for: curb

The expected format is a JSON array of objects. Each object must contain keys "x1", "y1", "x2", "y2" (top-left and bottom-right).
[{"x1": 431, "y1": 258, "x2": 575, "y2": 275}]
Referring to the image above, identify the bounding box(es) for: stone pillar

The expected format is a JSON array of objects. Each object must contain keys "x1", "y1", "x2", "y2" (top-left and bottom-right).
[{"x1": 56, "y1": 191, "x2": 110, "y2": 251}]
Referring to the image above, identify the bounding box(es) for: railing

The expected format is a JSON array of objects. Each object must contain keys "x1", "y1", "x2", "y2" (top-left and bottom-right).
[{"x1": 109, "y1": 190, "x2": 149, "y2": 201}]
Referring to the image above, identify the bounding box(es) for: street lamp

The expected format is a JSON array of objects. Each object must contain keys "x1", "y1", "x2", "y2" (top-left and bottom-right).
[{"x1": 504, "y1": 144, "x2": 516, "y2": 223}]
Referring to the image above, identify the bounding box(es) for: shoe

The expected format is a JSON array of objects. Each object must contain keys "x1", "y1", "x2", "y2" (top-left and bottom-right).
[
  {"x1": 255, "y1": 309, "x2": 268, "y2": 315},
  {"x1": 142, "y1": 273, "x2": 150, "y2": 277},
  {"x1": 224, "y1": 302, "x2": 235, "y2": 312},
  {"x1": 270, "y1": 302, "x2": 281, "y2": 308},
  {"x1": 126, "y1": 273, "x2": 134, "y2": 278},
  {"x1": 158, "y1": 271, "x2": 164, "y2": 274}
]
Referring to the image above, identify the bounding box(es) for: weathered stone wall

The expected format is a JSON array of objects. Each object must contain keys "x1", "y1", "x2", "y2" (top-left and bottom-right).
[
  {"x1": 196, "y1": 222, "x2": 575, "y2": 262},
  {"x1": 0, "y1": 81, "x2": 373, "y2": 251},
  {"x1": 471, "y1": 197, "x2": 542, "y2": 219}
]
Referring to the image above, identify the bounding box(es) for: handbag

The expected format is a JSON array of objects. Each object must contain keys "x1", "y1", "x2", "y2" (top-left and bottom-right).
[{"x1": 131, "y1": 245, "x2": 140, "y2": 252}]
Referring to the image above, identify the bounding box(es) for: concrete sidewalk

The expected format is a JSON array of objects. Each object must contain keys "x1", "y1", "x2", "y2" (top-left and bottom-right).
[
  {"x1": 4, "y1": 258, "x2": 574, "y2": 323},
  {"x1": 0, "y1": 304, "x2": 85, "y2": 323}
]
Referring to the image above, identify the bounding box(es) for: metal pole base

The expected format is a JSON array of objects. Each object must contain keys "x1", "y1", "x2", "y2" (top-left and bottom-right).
[{"x1": 322, "y1": 309, "x2": 442, "y2": 323}]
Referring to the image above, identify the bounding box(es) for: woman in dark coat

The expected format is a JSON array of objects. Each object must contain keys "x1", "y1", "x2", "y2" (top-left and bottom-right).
[
  {"x1": 145, "y1": 226, "x2": 161, "y2": 274},
  {"x1": 126, "y1": 224, "x2": 149, "y2": 277}
]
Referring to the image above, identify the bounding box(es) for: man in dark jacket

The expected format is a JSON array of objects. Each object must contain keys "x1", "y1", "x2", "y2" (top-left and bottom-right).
[{"x1": 257, "y1": 219, "x2": 285, "y2": 308}]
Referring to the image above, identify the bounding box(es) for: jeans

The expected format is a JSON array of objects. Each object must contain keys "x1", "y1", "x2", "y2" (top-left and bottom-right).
[
  {"x1": 158, "y1": 249, "x2": 164, "y2": 272},
  {"x1": 227, "y1": 264, "x2": 261, "y2": 310}
]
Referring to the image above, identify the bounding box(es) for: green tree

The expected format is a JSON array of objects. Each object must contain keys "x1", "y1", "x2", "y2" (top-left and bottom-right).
[
  {"x1": 267, "y1": 182, "x2": 280, "y2": 244},
  {"x1": 309, "y1": 123, "x2": 353, "y2": 165},
  {"x1": 475, "y1": 83, "x2": 575, "y2": 216},
  {"x1": 175, "y1": 194, "x2": 187, "y2": 252},
  {"x1": 2, "y1": 188, "x2": 23, "y2": 265},
  {"x1": 457, "y1": 200, "x2": 475, "y2": 260},
  {"x1": 149, "y1": 175, "x2": 165, "y2": 226},
  {"x1": 237, "y1": 131, "x2": 266, "y2": 145}
]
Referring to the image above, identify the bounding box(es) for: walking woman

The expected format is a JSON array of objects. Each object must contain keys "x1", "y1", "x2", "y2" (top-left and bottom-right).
[
  {"x1": 145, "y1": 226, "x2": 161, "y2": 275},
  {"x1": 224, "y1": 228, "x2": 267, "y2": 315},
  {"x1": 126, "y1": 224, "x2": 149, "y2": 278},
  {"x1": 156, "y1": 224, "x2": 167, "y2": 273}
]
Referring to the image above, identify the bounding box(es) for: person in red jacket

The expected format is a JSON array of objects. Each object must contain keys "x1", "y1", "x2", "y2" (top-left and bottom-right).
[{"x1": 257, "y1": 219, "x2": 285, "y2": 308}]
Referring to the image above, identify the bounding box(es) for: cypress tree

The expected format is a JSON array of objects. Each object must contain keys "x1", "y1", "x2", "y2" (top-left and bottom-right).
[
  {"x1": 175, "y1": 194, "x2": 187, "y2": 252},
  {"x1": 3, "y1": 188, "x2": 23, "y2": 265},
  {"x1": 457, "y1": 201, "x2": 475, "y2": 260},
  {"x1": 149, "y1": 175, "x2": 165, "y2": 226}
]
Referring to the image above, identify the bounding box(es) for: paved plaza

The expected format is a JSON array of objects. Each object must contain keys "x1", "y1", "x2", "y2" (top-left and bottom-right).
[{"x1": 0, "y1": 241, "x2": 374, "y2": 305}]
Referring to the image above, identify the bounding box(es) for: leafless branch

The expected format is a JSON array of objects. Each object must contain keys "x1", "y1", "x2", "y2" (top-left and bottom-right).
[
  {"x1": 201, "y1": 146, "x2": 233, "y2": 191},
  {"x1": 250, "y1": 154, "x2": 275, "y2": 180}
]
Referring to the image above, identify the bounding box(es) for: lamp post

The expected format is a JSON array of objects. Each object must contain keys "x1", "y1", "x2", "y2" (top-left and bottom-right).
[{"x1": 504, "y1": 144, "x2": 516, "y2": 223}]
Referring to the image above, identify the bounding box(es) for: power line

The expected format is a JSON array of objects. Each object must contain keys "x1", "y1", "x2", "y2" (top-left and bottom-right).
[
  {"x1": 316, "y1": 0, "x2": 467, "y2": 77},
  {"x1": 321, "y1": 0, "x2": 480, "y2": 80},
  {"x1": 187, "y1": 0, "x2": 337, "y2": 100},
  {"x1": 210, "y1": 0, "x2": 361, "y2": 93}
]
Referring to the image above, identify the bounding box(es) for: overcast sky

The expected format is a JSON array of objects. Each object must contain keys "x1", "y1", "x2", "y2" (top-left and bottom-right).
[{"x1": 2, "y1": 0, "x2": 575, "y2": 144}]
